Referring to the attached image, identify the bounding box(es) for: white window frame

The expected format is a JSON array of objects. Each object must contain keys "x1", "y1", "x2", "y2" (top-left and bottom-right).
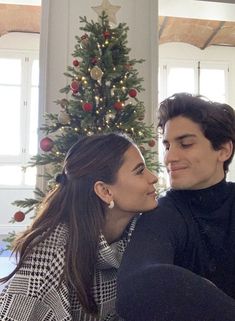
[
  {"x1": 159, "y1": 58, "x2": 229, "y2": 102},
  {"x1": 0, "y1": 50, "x2": 39, "y2": 189}
]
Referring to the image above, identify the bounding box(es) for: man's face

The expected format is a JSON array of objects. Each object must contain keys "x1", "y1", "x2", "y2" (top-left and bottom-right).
[{"x1": 162, "y1": 116, "x2": 226, "y2": 190}]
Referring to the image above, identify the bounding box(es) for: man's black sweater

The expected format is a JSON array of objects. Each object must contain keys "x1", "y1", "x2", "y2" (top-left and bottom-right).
[{"x1": 117, "y1": 180, "x2": 235, "y2": 321}]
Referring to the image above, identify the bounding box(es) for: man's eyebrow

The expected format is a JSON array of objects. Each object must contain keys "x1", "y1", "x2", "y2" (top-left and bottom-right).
[
  {"x1": 163, "y1": 134, "x2": 197, "y2": 144},
  {"x1": 131, "y1": 162, "x2": 145, "y2": 172}
]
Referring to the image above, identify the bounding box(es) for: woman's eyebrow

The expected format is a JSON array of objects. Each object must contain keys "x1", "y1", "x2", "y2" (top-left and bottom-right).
[{"x1": 131, "y1": 162, "x2": 145, "y2": 172}]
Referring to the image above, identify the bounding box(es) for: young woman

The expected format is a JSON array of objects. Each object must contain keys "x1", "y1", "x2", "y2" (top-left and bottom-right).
[{"x1": 0, "y1": 133, "x2": 158, "y2": 321}]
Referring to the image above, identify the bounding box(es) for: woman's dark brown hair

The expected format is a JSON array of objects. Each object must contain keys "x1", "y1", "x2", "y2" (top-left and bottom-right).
[{"x1": 0, "y1": 133, "x2": 133, "y2": 314}]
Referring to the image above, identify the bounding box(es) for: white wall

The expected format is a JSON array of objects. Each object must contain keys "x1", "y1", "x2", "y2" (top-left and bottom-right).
[{"x1": 159, "y1": 42, "x2": 235, "y2": 181}]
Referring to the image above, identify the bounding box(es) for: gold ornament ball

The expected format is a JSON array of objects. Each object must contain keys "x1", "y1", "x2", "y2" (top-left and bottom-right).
[
  {"x1": 58, "y1": 110, "x2": 70, "y2": 125},
  {"x1": 90, "y1": 66, "x2": 103, "y2": 80},
  {"x1": 105, "y1": 113, "x2": 115, "y2": 122}
]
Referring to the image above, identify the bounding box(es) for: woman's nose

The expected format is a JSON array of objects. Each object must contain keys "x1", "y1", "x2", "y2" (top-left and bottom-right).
[{"x1": 150, "y1": 171, "x2": 158, "y2": 184}]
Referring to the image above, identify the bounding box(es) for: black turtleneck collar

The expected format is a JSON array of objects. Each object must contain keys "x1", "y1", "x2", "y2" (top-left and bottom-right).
[{"x1": 168, "y1": 179, "x2": 232, "y2": 213}]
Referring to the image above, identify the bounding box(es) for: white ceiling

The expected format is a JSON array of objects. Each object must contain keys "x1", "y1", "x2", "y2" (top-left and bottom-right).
[
  {"x1": 0, "y1": 0, "x2": 40, "y2": 5},
  {"x1": 159, "y1": 0, "x2": 235, "y2": 22}
]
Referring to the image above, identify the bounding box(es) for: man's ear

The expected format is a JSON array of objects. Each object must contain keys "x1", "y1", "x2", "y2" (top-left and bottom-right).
[
  {"x1": 219, "y1": 140, "x2": 233, "y2": 162},
  {"x1": 94, "y1": 181, "x2": 113, "y2": 204}
]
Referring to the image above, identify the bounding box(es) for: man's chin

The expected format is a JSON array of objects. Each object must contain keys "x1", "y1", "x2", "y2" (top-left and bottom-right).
[{"x1": 170, "y1": 180, "x2": 191, "y2": 190}]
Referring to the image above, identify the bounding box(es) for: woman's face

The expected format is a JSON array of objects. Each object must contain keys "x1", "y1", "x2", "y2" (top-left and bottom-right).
[{"x1": 109, "y1": 145, "x2": 158, "y2": 216}]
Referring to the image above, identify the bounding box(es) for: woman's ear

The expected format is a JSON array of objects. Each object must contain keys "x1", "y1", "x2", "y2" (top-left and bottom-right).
[{"x1": 94, "y1": 181, "x2": 113, "y2": 204}]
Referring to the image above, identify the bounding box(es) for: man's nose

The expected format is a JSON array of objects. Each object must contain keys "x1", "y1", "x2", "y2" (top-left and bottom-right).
[{"x1": 164, "y1": 145, "x2": 180, "y2": 164}]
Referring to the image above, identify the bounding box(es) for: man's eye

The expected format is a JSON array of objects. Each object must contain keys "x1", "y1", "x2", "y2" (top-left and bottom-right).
[{"x1": 181, "y1": 143, "x2": 193, "y2": 148}]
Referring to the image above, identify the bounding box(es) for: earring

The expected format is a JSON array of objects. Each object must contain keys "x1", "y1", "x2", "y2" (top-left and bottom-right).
[{"x1": 108, "y1": 200, "x2": 114, "y2": 209}]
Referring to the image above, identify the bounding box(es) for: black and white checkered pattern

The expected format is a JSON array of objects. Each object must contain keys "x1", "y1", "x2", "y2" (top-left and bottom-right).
[{"x1": 0, "y1": 217, "x2": 138, "y2": 321}]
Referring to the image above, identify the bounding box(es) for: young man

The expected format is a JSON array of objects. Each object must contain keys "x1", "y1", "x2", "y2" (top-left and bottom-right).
[{"x1": 116, "y1": 93, "x2": 235, "y2": 321}]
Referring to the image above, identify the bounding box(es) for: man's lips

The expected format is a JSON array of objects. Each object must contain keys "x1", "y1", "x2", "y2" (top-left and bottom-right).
[{"x1": 167, "y1": 166, "x2": 188, "y2": 172}]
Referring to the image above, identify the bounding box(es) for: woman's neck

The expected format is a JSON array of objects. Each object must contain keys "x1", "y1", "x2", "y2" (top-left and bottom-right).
[{"x1": 102, "y1": 210, "x2": 137, "y2": 244}]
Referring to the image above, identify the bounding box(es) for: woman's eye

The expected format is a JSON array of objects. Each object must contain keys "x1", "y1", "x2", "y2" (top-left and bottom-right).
[{"x1": 136, "y1": 167, "x2": 145, "y2": 175}]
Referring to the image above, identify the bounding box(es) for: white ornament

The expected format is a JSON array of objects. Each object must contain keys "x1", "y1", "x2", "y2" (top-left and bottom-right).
[{"x1": 92, "y1": 0, "x2": 121, "y2": 24}]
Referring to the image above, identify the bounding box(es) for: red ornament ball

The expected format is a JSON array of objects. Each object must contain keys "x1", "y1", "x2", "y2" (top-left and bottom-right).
[
  {"x1": 91, "y1": 57, "x2": 98, "y2": 65},
  {"x1": 148, "y1": 139, "x2": 156, "y2": 147},
  {"x1": 70, "y1": 80, "x2": 79, "y2": 93},
  {"x1": 83, "y1": 102, "x2": 93, "y2": 112},
  {"x1": 73, "y1": 59, "x2": 80, "y2": 67},
  {"x1": 40, "y1": 137, "x2": 54, "y2": 152},
  {"x1": 113, "y1": 101, "x2": 124, "y2": 111},
  {"x1": 129, "y1": 88, "x2": 137, "y2": 98},
  {"x1": 14, "y1": 211, "x2": 25, "y2": 222},
  {"x1": 103, "y1": 31, "x2": 111, "y2": 39}
]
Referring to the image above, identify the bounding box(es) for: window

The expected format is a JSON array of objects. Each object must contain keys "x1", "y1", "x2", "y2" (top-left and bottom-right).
[
  {"x1": 159, "y1": 60, "x2": 228, "y2": 103},
  {"x1": 0, "y1": 52, "x2": 39, "y2": 187}
]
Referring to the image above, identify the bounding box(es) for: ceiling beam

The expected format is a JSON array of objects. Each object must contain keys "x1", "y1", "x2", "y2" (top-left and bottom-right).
[{"x1": 201, "y1": 21, "x2": 225, "y2": 49}]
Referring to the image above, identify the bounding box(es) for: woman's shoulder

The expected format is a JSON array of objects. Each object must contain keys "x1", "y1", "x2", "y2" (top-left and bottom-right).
[
  {"x1": 40, "y1": 223, "x2": 69, "y2": 249},
  {"x1": 15, "y1": 223, "x2": 69, "y2": 283}
]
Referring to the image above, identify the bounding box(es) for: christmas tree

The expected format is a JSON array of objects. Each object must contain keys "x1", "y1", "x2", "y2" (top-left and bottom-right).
[{"x1": 3, "y1": 10, "x2": 159, "y2": 250}]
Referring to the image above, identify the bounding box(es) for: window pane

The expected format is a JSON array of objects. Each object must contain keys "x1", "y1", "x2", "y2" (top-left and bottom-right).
[
  {"x1": 200, "y1": 69, "x2": 226, "y2": 103},
  {"x1": 167, "y1": 67, "x2": 195, "y2": 97},
  {"x1": 0, "y1": 165, "x2": 22, "y2": 185},
  {"x1": 0, "y1": 86, "x2": 21, "y2": 155},
  {"x1": 31, "y1": 59, "x2": 39, "y2": 86},
  {"x1": 29, "y1": 87, "x2": 39, "y2": 155},
  {"x1": 24, "y1": 166, "x2": 37, "y2": 186},
  {"x1": 0, "y1": 58, "x2": 21, "y2": 84}
]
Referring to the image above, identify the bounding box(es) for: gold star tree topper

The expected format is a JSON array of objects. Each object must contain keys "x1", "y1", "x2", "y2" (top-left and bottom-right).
[{"x1": 92, "y1": 0, "x2": 121, "y2": 24}]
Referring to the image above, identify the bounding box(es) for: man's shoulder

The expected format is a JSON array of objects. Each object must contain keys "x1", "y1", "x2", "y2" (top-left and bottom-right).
[{"x1": 140, "y1": 192, "x2": 184, "y2": 225}]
